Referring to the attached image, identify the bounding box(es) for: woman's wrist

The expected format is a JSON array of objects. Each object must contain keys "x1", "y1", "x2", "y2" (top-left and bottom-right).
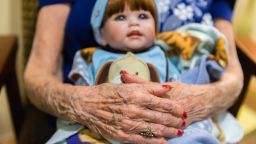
[
  {"x1": 187, "y1": 19, "x2": 243, "y2": 120},
  {"x1": 43, "y1": 81, "x2": 95, "y2": 125},
  {"x1": 24, "y1": 72, "x2": 82, "y2": 121},
  {"x1": 48, "y1": 82, "x2": 80, "y2": 121},
  {"x1": 167, "y1": 74, "x2": 242, "y2": 124},
  {"x1": 170, "y1": 83, "x2": 216, "y2": 123}
]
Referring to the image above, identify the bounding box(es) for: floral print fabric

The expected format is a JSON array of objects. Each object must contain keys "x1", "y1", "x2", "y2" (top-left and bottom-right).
[{"x1": 157, "y1": 0, "x2": 213, "y2": 32}]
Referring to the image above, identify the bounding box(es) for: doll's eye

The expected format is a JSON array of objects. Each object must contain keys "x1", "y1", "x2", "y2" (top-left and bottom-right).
[
  {"x1": 138, "y1": 11, "x2": 151, "y2": 20},
  {"x1": 138, "y1": 13, "x2": 149, "y2": 20},
  {"x1": 115, "y1": 14, "x2": 126, "y2": 21},
  {"x1": 135, "y1": 72, "x2": 139, "y2": 75}
]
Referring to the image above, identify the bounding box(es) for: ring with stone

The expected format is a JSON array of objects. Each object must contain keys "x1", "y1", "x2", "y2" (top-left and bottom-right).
[{"x1": 139, "y1": 124, "x2": 155, "y2": 137}]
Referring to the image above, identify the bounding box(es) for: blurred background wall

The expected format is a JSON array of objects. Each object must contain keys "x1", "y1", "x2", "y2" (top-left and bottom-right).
[
  {"x1": 0, "y1": 0, "x2": 22, "y2": 143},
  {"x1": 233, "y1": 0, "x2": 256, "y2": 138},
  {"x1": 234, "y1": 0, "x2": 256, "y2": 40}
]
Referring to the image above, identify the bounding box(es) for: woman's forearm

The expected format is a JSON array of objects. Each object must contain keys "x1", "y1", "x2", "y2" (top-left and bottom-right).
[
  {"x1": 24, "y1": 4, "x2": 78, "y2": 120},
  {"x1": 169, "y1": 20, "x2": 244, "y2": 123},
  {"x1": 187, "y1": 19, "x2": 244, "y2": 118},
  {"x1": 207, "y1": 19, "x2": 243, "y2": 112},
  {"x1": 24, "y1": 69, "x2": 78, "y2": 120}
]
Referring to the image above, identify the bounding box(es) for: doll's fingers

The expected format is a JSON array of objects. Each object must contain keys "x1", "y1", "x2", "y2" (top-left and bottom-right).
[{"x1": 146, "y1": 84, "x2": 172, "y2": 97}]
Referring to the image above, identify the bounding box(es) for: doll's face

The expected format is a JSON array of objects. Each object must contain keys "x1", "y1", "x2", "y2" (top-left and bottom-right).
[{"x1": 100, "y1": 6, "x2": 156, "y2": 52}]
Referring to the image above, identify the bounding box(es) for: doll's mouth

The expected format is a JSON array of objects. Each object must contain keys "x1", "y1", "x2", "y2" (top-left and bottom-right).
[{"x1": 127, "y1": 31, "x2": 142, "y2": 37}]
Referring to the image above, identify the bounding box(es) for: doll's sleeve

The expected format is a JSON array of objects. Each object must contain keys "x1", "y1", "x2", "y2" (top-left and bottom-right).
[{"x1": 68, "y1": 48, "x2": 98, "y2": 86}]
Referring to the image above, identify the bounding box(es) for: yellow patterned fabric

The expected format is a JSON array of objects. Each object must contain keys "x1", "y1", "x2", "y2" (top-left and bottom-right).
[
  {"x1": 157, "y1": 31, "x2": 227, "y2": 68},
  {"x1": 214, "y1": 38, "x2": 227, "y2": 68},
  {"x1": 81, "y1": 47, "x2": 99, "y2": 62},
  {"x1": 77, "y1": 129, "x2": 110, "y2": 143}
]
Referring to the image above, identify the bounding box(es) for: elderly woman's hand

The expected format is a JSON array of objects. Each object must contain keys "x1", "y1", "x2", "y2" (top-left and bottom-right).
[
  {"x1": 163, "y1": 82, "x2": 215, "y2": 125},
  {"x1": 120, "y1": 72, "x2": 219, "y2": 126},
  {"x1": 70, "y1": 82, "x2": 185, "y2": 144}
]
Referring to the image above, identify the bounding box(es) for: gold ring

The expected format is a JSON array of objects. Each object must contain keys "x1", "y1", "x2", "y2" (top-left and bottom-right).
[
  {"x1": 139, "y1": 130, "x2": 155, "y2": 137},
  {"x1": 139, "y1": 124, "x2": 155, "y2": 137}
]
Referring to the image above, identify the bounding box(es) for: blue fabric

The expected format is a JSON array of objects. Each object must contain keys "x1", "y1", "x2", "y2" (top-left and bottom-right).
[
  {"x1": 63, "y1": 0, "x2": 96, "y2": 83},
  {"x1": 90, "y1": 0, "x2": 109, "y2": 44},
  {"x1": 168, "y1": 124, "x2": 219, "y2": 144},
  {"x1": 210, "y1": 0, "x2": 233, "y2": 21},
  {"x1": 38, "y1": 0, "x2": 75, "y2": 8},
  {"x1": 67, "y1": 134, "x2": 91, "y2": 144},
  {"x1": 179, "y1": 55, "x2": 224, "y2": 84},
  {"x1": 158, "y1": 0, "x2": 213, "y2": 32},
  {"x1": 158, "y1": 0, "x2": 235, "y2": 32},
  {"x1": 38, "y1": 0, "x2": 235, "y2": 83}
]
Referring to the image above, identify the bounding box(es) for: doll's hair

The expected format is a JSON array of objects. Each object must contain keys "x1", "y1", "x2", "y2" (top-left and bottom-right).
[{"x1": 101, "y1": 0, "x2": 158, "y2": 31}]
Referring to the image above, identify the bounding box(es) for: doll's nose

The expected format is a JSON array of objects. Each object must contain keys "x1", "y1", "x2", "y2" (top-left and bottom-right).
[{"x1": 128, "y1": 18, "x2": 139, "y2": 27}]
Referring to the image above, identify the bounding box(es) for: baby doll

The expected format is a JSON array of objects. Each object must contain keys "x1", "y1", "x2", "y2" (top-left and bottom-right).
[{"x1": 46, "y1": 0, "x2": 243, "y2": 144}]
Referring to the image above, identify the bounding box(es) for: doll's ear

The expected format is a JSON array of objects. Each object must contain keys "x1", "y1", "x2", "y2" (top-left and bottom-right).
[
  {"x1": 99, "y1": 29, "x2": 108, "y2": 46},
  {"x1": 95, "y1": 61, "x2": 112, "y2": 85},
  {"x1": 147, "y1": 63, "x2": 160, "y2": 82}
]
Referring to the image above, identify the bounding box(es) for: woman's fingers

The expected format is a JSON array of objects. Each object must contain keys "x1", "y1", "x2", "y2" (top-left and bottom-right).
[
  {"x1": 121, "y1": 72, "x2": 172, "y2": 97},
  {"x1": 127, "y1": 134, "x2": 167, "y2": 144},
  {"x1": 73, "y1": 83, "x2": 187, "y2": 143},
  {"x1": 146, "y1": 97, "x2": 184, "y2": 117},
  {"x1": 115, "y1": 85, "x2": 184, "y2": 117},
  {"x1": 90, "y1": 116, "x2": 168, "y2": 144},
  {"x1": 91, "y1": 109, "x2": 183, "y2": 138},
  {"x1": 90, "y1": 111, "x2": 181, "y2": 143},
  {"x1": 119, "y1": 119, "x2": 183, "y2": 138},
  {"x1": 105, "y1": 104, "x2": 184, "y2": 128}
]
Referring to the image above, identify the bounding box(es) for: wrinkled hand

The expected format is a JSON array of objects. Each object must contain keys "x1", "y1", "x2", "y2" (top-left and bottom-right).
[
  {"x1": 121, "y1": 72, "x2": 213, "y2": 127},
  {"x1": 163, "y1": 82, "x2": 214, "y2": 125},
  {"x1": 70, "y1": 82, "x2": 185, "y2": 144}
]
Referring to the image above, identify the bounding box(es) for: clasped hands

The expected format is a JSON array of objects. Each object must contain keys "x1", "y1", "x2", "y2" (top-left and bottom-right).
[{"x1": 70, "y1": 71, "x2": 206, "y2": 144}]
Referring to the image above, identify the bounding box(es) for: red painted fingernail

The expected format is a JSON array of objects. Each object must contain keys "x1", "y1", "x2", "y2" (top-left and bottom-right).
[
  {"x1": 120, "y1": 70, "x2": 128, "y2": 75},
  {"x1": 182, "y1": 112, "x2": 187, "y2": 119},
  {"x1": 162, "y1": 84, "x2": 172, "y2": 90},
  {"x1": 182, "y1": 120, "x2": 186, "y2": 127},
  {"x1": 177, "y1": 129, "x2": 183, "y2": 136}
]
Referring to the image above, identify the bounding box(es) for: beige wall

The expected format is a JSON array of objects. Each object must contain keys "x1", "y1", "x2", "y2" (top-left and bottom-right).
[
  {"x1": 0, "y1": 0, "x2": 22, "y2": 142},
  {"x1": 233, "y1": 0, "x2": 256, "y2": 40},
  {"x1": 0, "y1": 0, "x2": 22, "y2": 34},
  {"x1": 0, "y1": 88, "x2": 15, "y2": 142}
]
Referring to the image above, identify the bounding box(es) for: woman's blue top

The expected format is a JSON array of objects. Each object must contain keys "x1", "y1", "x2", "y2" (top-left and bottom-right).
[{"x1": 38, "y1": 0, "x2": 235, "y2": 83}]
